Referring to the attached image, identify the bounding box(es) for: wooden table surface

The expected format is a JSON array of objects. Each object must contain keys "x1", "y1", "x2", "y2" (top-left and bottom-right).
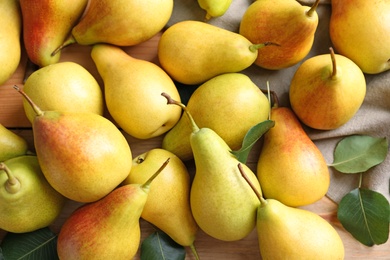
[{"x1": 1, "y1": 32, "x2": 389, "y2": 259}]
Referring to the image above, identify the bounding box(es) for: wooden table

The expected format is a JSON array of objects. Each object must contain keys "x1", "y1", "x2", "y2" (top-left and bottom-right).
[{"x1": 1, "y1": 32, "x2": 389, "y2": 259}]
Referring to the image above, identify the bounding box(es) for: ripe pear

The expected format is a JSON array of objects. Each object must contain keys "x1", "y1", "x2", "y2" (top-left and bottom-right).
[
  {"x1": 162, "y1": 73, "x2": 270, "y2": 161},
  {"x1": 0, "y1": 0, "x2": 22, "y2": 85},
  {"x1": 163, "y1": 93, "x2": 261, "y2": 241},
  {"x1": 289, "y1": 47, "x2": 366, "y2": 130},
  {"x1": 0, "y1": 155, "x2": 66, "y2": 233},
  {"x1": 122, "y1": 148, "x2": 198, "y2": 247},
  {"x1": 330, "y1": 0, "x2": 390, "y2": 74},
  {"x1": 57, "y1": 159, "x2": 169, "y2": 260},
  {"x1": 0, "y1": 124, "x2": 29, "y2": 161},
  {"x1": 23, "y1": 61, "x2": 104, "y2": 124},
  {"x1": 197, "y1": 0, "x2": 233, "y2": 20},
  {"x1": 257, "y1": 105, "x2": 330, "y2": 207},
  {"x1": 239, "y1": 0, "x2": 320, "y2": 70},
  {"x1": 16, "y1": 86, "x2": 132, "y2": 203},
  {"x1": 53, "y1": 0, "x2": 173, "y2": 54},
  {"x1": 20, "y1": 0, "x2": 88, "y2": 67},
  {"x1": 91, "y1": 43, "x2": 182, "y2": 139},
  {"x1": 158, "y1": 20, "x2": 275, "y2": 85}
]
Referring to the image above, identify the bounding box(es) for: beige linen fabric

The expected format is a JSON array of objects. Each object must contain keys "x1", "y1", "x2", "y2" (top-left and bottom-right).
[{"x1": 167, "y1": 0, "x2": 390, "y2": 204}]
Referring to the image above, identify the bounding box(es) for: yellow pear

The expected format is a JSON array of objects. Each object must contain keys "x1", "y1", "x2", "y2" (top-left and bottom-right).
[
  {"x1": 162, "y1": 73, "x2": 270, "y2": 161},
  {"x1": 158, "y1": 20, "x2": 273, "y2": 85},
  {"x1": 163, "y1": 93, "x2": 261, "y2": 242},
  {"x1": 239, "y1": 0, "x2": 320, "y2": 70},
  {"x1": 257, "y1": 105, "x2": 330, "y2": 207},
  {"x1": 289, "y1": 47, "x2": 366, "y2": 130},
  {"x1": 0, "y1": 0, "x2": 22, "y2": 85},
  {"x1": 91, "y1": 43, "x2": 182, "y2": 139},
  {"x1": 330, "y1": 0, "x2": 390, "y2": 74},
  {"x1": 0, "y1": 124, "x2": 29, "y2": 161},
  {"x1": 23, "y1": 61, "x2": 104, "y2": 124},
  {"x1": 122, "y1": 148, "x2": 198, "y2": 248},
  {"x1": 197, "y1": 0, "x2": 233, "y2": 20}
]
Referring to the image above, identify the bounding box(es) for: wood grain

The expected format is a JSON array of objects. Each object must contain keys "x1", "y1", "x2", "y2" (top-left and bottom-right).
[{"x1": 1, "y1": 32, "x2": 389, "y2": 259}]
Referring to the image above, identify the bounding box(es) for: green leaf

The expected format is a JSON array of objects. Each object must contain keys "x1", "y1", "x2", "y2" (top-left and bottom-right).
[
  {"x1": 337, "y1": 188, "x2": 390, "y2": 246},
  {"x1": 329, "y1": 135, "x2": 388, "y2": 173},
  {"x1": 0, "y1": 227, "x2": 58, "y2": 260},
  {"x1": 140, "y1": 230, "x2": 186, "y2": 260},
  {"x1": 231, "y1": 120, "x2": 275, "y2": 164}
]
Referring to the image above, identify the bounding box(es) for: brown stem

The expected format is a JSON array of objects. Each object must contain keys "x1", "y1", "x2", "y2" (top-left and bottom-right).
[
  {"x1": 141, "y1": 157, "x2": 170, "y2": 189},
  {"x1": 237, "y1": 163, "x2": 267, "y2": 206},
  {"x1": 329, "y1": 47, "x2": 338, "y2": 79},
  {"x1": 306, "y1": 0, "x2": 320, "y2": 17},
  {"x1": 13, "y1": 85, "x2": 44, "y2": 117},
  {"x1": 249, "y1": 42, "x2": 281, "y2": 53}
]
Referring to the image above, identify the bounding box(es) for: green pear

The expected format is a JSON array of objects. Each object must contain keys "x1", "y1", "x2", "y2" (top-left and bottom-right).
[
  {"x1": 162, "y1": 73, "x2": 270, "y2": 161},
  {"x1": 158, "y1": 20, "x2": 275, "y2": 85},
  {"x1": 330, "y1": 0, "x2": 390, "y2": 74},
  {"x1": 163, "y1": 93, "x2": 261, "y2": 241},
  {"x1": 57, "y1": 159, "x2": 169, "y2": 259},
  {"x1": 20, "y1": 0, "x2": 88, "y2": 67},
  {"x1": 289, "y1": 47, "x2": 366, "y2": 130},
  {"x1": 23, "y1": 61, "x2": 104, "y2": 124},
  {"x1": 91, "y1": 43, "x2": 182, "y2": 139},
  {"x1": 239, "y1": 0, "x2": 320, "y2": 70},
  {"x1": 53, "y1": 0, "x2": 173, "y2": 54},
  {"x1": 197, "y1": 0, "x2": 233, "y2": 20},
  {"x1": 122, "y1": 148, "x2": 198, "y2": 248},
  {"x1": 0, "y1": 155, "x2": 66, "y2": 233},
  {"x1": 16, "y1": 86, "x2": 132, "y2": 203},
  {"x1": 0, "y1": 0, "x2": 22, "y2": 85},
  {"x1": 257, "y1": 105, "x2": 330, "y2": 207},
  {"x1": 0, "y1": 124, "x2": 29, "y2": 161},
  {"x1": 239, "y1": 166, "x2": 345, "y2": 259}
]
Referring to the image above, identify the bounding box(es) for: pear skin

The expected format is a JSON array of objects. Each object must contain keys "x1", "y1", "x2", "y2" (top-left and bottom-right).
[
  {"x1": 257, "y1": 199, "x2": 345, "y2": 260},
  {"x1": 0, "y1": 156, "x2": 66, "y2": 233},
  {"x1": 162, "y1": 73, "x2": 270, "y2": 161},
  {"x1": 330, "y1": 0, "x2": 390, "y2": 74},
  {"x1": 289, "y1": 48, "x2": 366, "y2": 130},
  {"x1": 91, "y1": 43, "x2": 182, "y2": 139},
  {"x1": 20, "y1": 0, "x2": 88, "y2": 67},
  {"x1": 0, "y1": 124, "x2": 29, "y2": 161},
  {"x1": 158, "y1": 20, "x2": 269, "y2": 85},
  {"x1": 123, "y1": 148, "x2": 198, "y2": 247},
  {"x1": 197, "y1": 0, "x2": 233, "y2": 20},
  {"x1": 257, "y1": 106, "x2": 330, "y2": 207},
  {"x1": 0, "y1": 0, "x2": 22, "y2": 85},
  {"x1": 239, "y1": 0, "x2": 320, "y2": 70}
]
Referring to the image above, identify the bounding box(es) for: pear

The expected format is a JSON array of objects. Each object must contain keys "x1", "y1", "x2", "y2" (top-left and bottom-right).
[
  {"x1": 0, "y1": 155, "x2": 66, "y2": 233},
  {"x1": 122, "y1": 148, "x2": 198, "y2": 248},
  {"x1": 239, "y1": 0, "x2": 320, "y2": 70},
  {"x1": 15, "y1": 86, "x2": 132, "y2": 203},
  {"x1": 289, "y1": 47, "x2": 366, "y2": 130},
  {"x1": 0, "y1": 0, "x2": 22, "y2": 85},
  {"x1": 23, "y1": 61, "x2": 104, "y2": 124},
  {"x1": 197, "y1": 0, "x2": 233, "y2": 20},
  {"x1": 0, "y1": 124, "x2": 29, "y2": 161},
  {"x1": 91, "y1": 43, "x2": 182, "y2": 139},
  {"x1": 57, "y1": 158, "x2": 169, "y2": 260},
  {"x1": 330, "y1": 0, "x2": 390, "y2": 74},
  {"x1": 162, "y1": 73, "x2": 270, "y2": 161},
  {"x1": 53, "y1": 0, "x2": 173, "y2": 54},
  {"x1": 239, "y1": 165, "x2": 345, "y2": 260},
  {"x1": 20, "y1": 0, "x2": 88, "y2": 67},
  {"x1": 162, "y1": 93, "x2": 261, "y2": 241},
  {"x1": 256, "y1": 104, "x2": 330, "y2": 207},
  {"x1": 158, "y1": 20, "x2": 275, "y2": 85}
]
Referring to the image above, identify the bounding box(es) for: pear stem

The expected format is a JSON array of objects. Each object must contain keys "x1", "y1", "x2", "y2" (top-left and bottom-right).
[
  {"x1": 190, "y1": 243, "x2": 200, "y2": 260},
  {"x1": 249, "y1": 42, "x2": 280, "y2": 53},
  {"x1": 329, "y1": 47, "x2": 338, "y2": 79},
  {"x1": 161, "y1": 92, "x2": 200, "y2": 133},
  {"x1": 13, "y1": 85, "x2": 44, "y2": 117},
  {"x1": 237, "y1": 163, "x2": 267, "y2": 206},
  {"x1": 141, "y1": 157, "x2": 170, "y2": 189},
  {"x1": 0, "y1": 162, "x2": 21, "y2": 194},
  {"x1": 51, "y1": 34, "x2": 76, "y2": 57},
  {"x1": 306, "y1": 0, "x2": 320, "y2": 17}
]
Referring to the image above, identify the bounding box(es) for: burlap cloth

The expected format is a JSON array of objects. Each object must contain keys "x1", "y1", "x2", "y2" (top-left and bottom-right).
[{"x1": 166, "y1": 0, "x2": 390, "y2": 204}]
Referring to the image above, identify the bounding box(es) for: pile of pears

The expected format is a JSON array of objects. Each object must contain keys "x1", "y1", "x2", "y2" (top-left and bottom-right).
[{"x1": 2, "y1": 0, "x2": 389, "y2": 258}]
